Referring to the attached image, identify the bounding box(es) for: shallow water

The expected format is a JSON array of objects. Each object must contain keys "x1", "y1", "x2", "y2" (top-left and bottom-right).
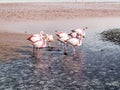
[{"x1": 0, "y1": 17, "x2": 120, "y2": 90}]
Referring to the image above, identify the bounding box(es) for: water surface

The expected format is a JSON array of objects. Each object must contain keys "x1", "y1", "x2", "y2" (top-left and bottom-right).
[{"x1": 0, "y1": 17, "x2": 120, "y2": 90}]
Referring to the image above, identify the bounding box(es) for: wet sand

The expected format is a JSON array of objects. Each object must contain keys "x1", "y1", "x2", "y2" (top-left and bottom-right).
[
  {"x1": 0, "y1": 2, "x2": 120, "y2": 90},
  {"x1": 0, "y1": 32, "x2": 31, "y2": 62}
]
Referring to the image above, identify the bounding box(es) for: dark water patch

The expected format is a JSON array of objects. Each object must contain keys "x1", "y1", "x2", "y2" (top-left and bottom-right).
[{"x1": 101, "y1": 28, "x2": 120, "y2": 45}]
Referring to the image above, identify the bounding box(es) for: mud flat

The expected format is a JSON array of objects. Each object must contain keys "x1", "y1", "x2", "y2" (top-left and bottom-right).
[{"x1": 0, "y1": 32, "x2": 31, "y2": 62}]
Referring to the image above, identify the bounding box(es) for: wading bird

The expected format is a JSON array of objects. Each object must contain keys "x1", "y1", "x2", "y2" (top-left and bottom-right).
[
  {"x1": 55, "y1": 31, "x2": 70, "y2": 54},
  {"x1": 56, "y1": 31, "x2": 83, "y2": 56},
  {"x1": 45, "y1": 34, "x2": 54, "y2": 48},
  {"x1": 27, "y1": 32, "x2": 46, "y2": 59},
  {"x1": 66, "y1": 36, "x2": 83, "y2": 56}
]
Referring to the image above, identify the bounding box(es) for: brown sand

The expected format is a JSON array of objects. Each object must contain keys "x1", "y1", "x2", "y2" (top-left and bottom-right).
[
  {"x1": 0, "y1": 2, "x2": 120, "y2": 21},
  {"x1": 0, "y1": 2, "x2": 120, "y2": 62}
]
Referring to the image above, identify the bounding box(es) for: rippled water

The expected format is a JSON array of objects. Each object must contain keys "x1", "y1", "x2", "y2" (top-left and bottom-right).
[{"x1": 0, "y1": 17, "x2": 120, "y2": 90}]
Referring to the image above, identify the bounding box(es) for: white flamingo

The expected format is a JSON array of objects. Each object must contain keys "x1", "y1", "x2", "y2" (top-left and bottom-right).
[{"x1": 27, "y1": 32, "x2": 46, "y2": 59}]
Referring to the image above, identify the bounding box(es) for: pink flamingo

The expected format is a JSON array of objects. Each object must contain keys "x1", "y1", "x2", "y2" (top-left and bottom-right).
[
  {"x1": 27, "y1": 32, "x2": 46, "y2": 59},
  {"x1": 56, "y1": 31, "x2": 83, "y2": 56},
  {"x1": 66, "y1": 37, "x2": 83, "y2": 56},
  {"x1": 45, "y1": 34, "x2": 54, "y2": 47},
  {"x1": 55, "y1": 31, "x2": 70, "y2": 54}
]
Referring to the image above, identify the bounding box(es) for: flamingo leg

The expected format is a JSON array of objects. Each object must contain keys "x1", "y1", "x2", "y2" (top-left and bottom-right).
[
  {"x1": 48, "y1": 42, "x2": 51, "y2": 47},
  {"x1": 48, "y1": 42, "x2": 52, "y2": 51},
  {"x1": 63, "y1": 44, "x2": 67, "y2": 55},
  {"x1": 57, "y1": 41, "x2": 61, "y2": 51},
  {"x1": 72, "y1": 46, "x2": 76, "y2": 56},
  {"x1": 36, "y1": 47, "x2": 40, "y2": 59},
  {"x1": 32, "y1": 45, "x2": 35, "y2": 57}
]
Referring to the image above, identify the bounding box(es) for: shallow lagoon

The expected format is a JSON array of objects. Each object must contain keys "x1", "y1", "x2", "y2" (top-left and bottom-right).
[{"x1": 0, "y1": 17, "x2": 120, "y2": 90}]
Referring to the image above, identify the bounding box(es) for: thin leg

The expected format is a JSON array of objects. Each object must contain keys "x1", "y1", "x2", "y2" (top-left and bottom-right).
[
  {"x1": 48, "y1": 42, "x2": 51, "y2": 47},
  {"x1": 32, "y1": 45, "x2": 35, "y2": 57},
  {"x1": 57, "y1": 41, "x2": 61, "y2": 51},
  {"x1": 64, "y1": 44, "x2": 67, "y2": 55},
  {"x1": 72, "y1": 46, "x2": 76, "y2": 56},
  {"x1": 47, "y1": 42, "x2": 51, "y2": 51},
  {"x1": 36, "y1": 47, "x2": 40, "y2": 59}
]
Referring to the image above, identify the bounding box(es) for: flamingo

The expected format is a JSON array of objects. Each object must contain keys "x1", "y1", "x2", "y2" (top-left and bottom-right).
[
  {"x1": 55, "y1": 31, "x2": 83, "y2": 56},
  {"x1": 56, "y1": 32, "x2": 83, "y2": 56},
  {"x1": 71, "y1": 27, "x2": 87, "y2": 38},
  {"x1": 55, "y1": 31, "x2": 70, "y2": 54},
  {"x1": 27, "y1": 32, "x2": 46, "y2": 59},
  {"x1": 66, "y1": 37, "x2": 83, "y2": 56},
  {"x1": 45, "y1": 34, "x2": 54, "y2": 48}
]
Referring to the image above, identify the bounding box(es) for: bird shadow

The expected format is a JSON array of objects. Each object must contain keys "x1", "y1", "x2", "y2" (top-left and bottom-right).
[
  {"x1": 45, "y1": 46, "x2": 62, "y2": 51},
  {"x1": 15, "y1": 46, "x2": 33, "y2": 56}
]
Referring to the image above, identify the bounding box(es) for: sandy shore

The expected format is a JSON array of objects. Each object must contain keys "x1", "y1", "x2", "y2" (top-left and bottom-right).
[
  {"x1": 0, "y1": 2, "x2": 120, "y2": 21},
  {"x1": 0, "y1": 2, "x2": 120, "y2": 61}
]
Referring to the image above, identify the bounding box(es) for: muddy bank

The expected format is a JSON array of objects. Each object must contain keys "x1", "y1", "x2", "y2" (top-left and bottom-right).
[
  {"x1": 101, "y1": 28, "x2": 120, "y2": 45},
  {"x1": 0, "y1": 32, "x2": 32, "y2": 62}
]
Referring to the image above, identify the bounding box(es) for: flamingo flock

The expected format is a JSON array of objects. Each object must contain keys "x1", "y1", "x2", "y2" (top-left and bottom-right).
[{"x1": 27, "y1": 27, "x2": 87, "y2": 58}]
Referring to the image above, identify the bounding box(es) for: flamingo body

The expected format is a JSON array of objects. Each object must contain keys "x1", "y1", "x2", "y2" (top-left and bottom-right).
[
  {"x1": 27, "y1": 33, "x2": 46, "y2": 58},
  {"x1": 56, "y1": 32, "x2": 68, "y2": 38},
  {"x1": 46, "y1": 34, "x2": 54, "y2": 42},
  {"x1": 67, "y1": 38, "x2": 82, "y2": 46},
  {"x1": 58, "y1": 36, "x2": 69, "y2": 43}
]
